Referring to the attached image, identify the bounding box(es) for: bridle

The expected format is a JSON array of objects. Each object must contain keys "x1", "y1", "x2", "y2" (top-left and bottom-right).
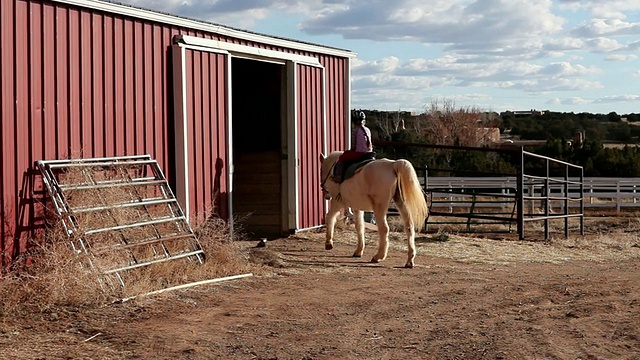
[{"x1": 320, "y1": 159, "x2": 337, "y2": 200}]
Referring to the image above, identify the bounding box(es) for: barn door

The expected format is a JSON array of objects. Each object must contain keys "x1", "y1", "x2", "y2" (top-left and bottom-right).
[
  {"x1": 294, "y1": 63, "x2": 326, "y2": 230},
  {"x1": 172, "y1": 45, "x2": 230, "y2": 225}
]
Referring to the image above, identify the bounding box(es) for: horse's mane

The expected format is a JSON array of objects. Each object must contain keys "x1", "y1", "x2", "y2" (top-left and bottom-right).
[{"x1": 327, "y1": 150, "x2": 342, "y2": 162}]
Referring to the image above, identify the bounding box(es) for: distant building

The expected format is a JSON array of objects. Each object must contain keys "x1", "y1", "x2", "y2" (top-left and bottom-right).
[{"x1": 503, "y1": 109, "x2": 547, "y2": 117}]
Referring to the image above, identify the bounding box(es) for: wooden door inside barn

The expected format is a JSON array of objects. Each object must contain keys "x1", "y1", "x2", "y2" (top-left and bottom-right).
[{"x1": 231, "y1": 58, "x2": 287, "y2": 239}]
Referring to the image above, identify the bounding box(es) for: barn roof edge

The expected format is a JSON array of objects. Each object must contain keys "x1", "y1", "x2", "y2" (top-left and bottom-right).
[{"x1": 49, "y1": 0, "x2": 357, "y2": 59}]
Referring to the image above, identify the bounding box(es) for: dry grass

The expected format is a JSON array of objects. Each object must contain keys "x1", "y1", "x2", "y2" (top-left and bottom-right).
[
  {"x1": 0, "y1": 164, "x2": 263, "y2": 318},
  {"x1": 313, "y1": 214, "x2": 640, "y2": 267}
]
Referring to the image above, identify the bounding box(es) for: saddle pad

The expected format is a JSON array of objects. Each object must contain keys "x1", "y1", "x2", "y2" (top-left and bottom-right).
[{"x1": 343, "y1": 158, "x2": 375, "y2": 181}]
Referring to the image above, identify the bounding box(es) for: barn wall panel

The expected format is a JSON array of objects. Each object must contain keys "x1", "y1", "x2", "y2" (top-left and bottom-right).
[
  {"x1": 297, "y1": 64, "x2": 325, "y2": 229},
  {"x1": 68, "y1": 8, "x2": 82, "y2": 154},
  {"x1": 80, "y1": 11, "x2": 93, "y2": 155},
  {"x1": 1, "y1": 0, "x2": 16, "y2": 267},
  {"x1": 42, "y1": 4, "x2": 56, "y2": 163},
  {"x1": 102, "y1": 16, "x2": 113, "y2": 156},
  {"x1": 143, "y1": 23, "x2": 154, "y2": 159},
  {"x1": 320, "y1": 55, "x2": 348, "y2": 153},
  {"x1": 54, "y1": 6, "x2": 69, "y2": 160},
  {"x1": 182, "y1": 49, "x2": 229, "y2": 222},
  {"x1": 30, "y1": 2, "x2": 43, "y2": 164},
  {"x1": 1, "y1": 0, "x2": 349, "y2": 269},
  {"x1": 14, "y1": 1, "x2": 30, "y2": 259},
  {"x1": 92, "y1": 13, "x2": 105, "y2": 157}
]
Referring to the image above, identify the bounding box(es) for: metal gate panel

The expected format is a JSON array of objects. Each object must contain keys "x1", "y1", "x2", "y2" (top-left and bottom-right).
[{"x1": 36, "y1": 155, "x2": 205, "y2": 289}]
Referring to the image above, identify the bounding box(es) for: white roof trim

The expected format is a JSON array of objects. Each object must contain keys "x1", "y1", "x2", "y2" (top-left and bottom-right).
[
  {"x1": 51, "y1": 0, "x2": 356, "y2": 58},
  {"x1": 175, "y1": 35, "x2": 321, "y2": 67}
]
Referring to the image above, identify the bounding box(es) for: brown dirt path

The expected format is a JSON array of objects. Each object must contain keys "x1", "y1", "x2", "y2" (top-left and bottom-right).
[{"x1": 2, "y1": 228, "x2": 639, "y2": 359}]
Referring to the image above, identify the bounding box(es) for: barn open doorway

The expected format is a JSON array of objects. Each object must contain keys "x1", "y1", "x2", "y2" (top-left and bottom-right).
[{"x1": 231, "y1": 57, "x2": 288, "y2": 239}]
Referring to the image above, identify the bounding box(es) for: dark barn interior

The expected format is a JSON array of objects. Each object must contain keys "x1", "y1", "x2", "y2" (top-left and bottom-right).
[{"x1": 231, "y1": 57, "x2": 286, "y2": 239}]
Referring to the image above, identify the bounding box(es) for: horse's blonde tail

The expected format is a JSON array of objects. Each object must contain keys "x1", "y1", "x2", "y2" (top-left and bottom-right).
[{"x1": 394, "y1": 160, "x2": 429, "y2": 230}]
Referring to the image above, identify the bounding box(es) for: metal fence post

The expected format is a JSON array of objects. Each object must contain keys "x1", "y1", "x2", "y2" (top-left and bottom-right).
[
  {"x1": 564, "y1": 164, "x2": 569, "y2": 239},
  {"x1": 517, "y1": 146, "x2": 524, "y2": 240},
  {"x1": 544, "y1": 158, "x2": 550, "y2": 240}
]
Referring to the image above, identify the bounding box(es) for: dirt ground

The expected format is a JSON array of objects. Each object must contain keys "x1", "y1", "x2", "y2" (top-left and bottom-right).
[{"x1": 2, "y1": 217, "x2": 640, "y2": 360}]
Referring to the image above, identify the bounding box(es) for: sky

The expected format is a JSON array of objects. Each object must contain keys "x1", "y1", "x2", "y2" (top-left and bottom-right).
[{"x1": 117, "y1": 0, "x2": 640, "y2": 115}]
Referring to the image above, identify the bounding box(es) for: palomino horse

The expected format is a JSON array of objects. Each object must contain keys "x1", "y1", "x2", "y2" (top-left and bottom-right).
[{"x1": 320, "y1": 151, "x2": 428, "y2": 268}]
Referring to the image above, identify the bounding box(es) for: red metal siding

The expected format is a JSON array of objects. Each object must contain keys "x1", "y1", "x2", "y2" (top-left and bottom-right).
[
  {"x1": 320, "y1": 54, "x2": 348, "y2": 152},
  {"x1": 297, "y1": 64, "x2": 325, "y2": 229},
  {"x1": 1, "y1": 0, "x2": 16, "y2": 266},
  {"x1": 183, "y1": 49, "x2": 229, "y2": 222},
  {"x1": 55, "y1": 6, "x2": 69, "y2": 159},
  {"x1": 1, "y1": 0, "x2": 349, "y2": 269},
  {"x1": 15, "y1": 0, "x2": 30, "y2": 261},
  {"x1": 43, "y1": 4, "x2": 56, "y2": 163}
]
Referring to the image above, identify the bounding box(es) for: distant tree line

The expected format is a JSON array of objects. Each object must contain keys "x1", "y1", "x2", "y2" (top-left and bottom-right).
[
  {"x1": 499, "y1": 111, "x2": 640, "y2": 143},
  {"x1": 357, "y1": 105, "x2": 640, "y2": 177}
]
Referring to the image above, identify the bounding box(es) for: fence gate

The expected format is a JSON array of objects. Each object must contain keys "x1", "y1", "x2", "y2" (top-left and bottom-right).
[{"x1": 37, "y1": 155, "x2": 205, "y2": 289}]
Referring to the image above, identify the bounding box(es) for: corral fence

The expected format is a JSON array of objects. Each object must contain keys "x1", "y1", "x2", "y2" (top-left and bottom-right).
[
  {"x1": 425, "y1": 177, "x2": 640, "y2": 211},
  {"x1": 375, "y1": 141, "x2": 586, "y2": 240}
]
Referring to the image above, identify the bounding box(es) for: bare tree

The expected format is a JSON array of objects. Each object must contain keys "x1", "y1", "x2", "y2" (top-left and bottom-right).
[
  {"x1": 413, "y1": 99, "x2": 488, "y2": 147},
  {"x1": 376, "y1": 110, "x2": 407, "y2": 139}
]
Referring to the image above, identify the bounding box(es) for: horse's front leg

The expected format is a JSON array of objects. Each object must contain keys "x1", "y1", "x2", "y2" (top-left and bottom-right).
[
  {"x1": 353, "y1": 210, "x2": 365, "y2": 257},
  {"x1": 371, "y1": 210, "x2": 389, "y2": 263},
  {"x1": 325, "y1": 200, "x2": 342, "y2": 250}
]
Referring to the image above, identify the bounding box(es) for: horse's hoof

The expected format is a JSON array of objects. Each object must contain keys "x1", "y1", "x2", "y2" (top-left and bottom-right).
[
  {"x1": 404, "y1": 262, "x2": 415, "y2": 269},
  {"x1": 370, "y1": 258, "x2": 381, "y2": 263},
  {"x1": 352, "y1": 254, "x2": 362, "y2": 258},
  {"x1": 325, "y1": 243, "x2": 333, "y2": 250}
]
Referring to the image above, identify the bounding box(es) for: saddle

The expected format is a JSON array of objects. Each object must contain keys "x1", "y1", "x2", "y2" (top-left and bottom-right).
[{"x1": 331, "y1": 152, "x2": 375, "y2": 183}]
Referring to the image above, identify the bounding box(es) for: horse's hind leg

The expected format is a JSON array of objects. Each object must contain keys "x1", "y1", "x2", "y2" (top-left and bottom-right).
[
  {"x1": 395, "y1": 197, "x2": 416, "y2": 268},
  {"x1": 371, "y1": 207, "x2": 390, "y2": 263},
  {"x1": 325, "y1": 200, "x2": 342, "y2": 250}
]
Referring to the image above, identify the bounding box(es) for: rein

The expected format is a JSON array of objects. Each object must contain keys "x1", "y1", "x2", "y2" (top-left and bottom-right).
[{"x1": 320, "y1": 159, "x2": 338, "y2": 197}]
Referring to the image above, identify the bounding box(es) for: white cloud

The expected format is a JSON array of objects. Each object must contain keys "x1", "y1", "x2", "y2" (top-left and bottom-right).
[
  {"x1": 112, "y1": 0, "x2": 640, "y2": 113},
  {"x1": 302, "y1": 0, "x2": 564, "y2": 49},
  {"x1": 624, "y1": 40, "x2": 640, "y2": 51},
  {"x1": 547, "y1": 97, "x2": 562, "y2": 105},
  {"x1": 572, "y1": 19, "x2": 640, "y2": 38},
  {"x1": 585, "y1": 37, "x2": 623, "y2": 52},
  {"x1": 605, "y1": 54, "x2": 637, "y2": 61},
  {"x1": 550, "y1": 94, "x2": 640, "y2": 107},
  {"x1": 116, "y1": 0, "x2": 333, "y2": 28},
  {"x1": 557, "y1": 0, "x2": 640, "y2": 19},
  {"x1": 538, "y1": 62, "x2": 599, "y2": 76},
  {"x1": 507, "y1": 78, "x2": 603, "y2": 93},
  {"x1": 352, "y1": 56, "x2": 402, "y2": 75},
  {"x1": 562, "y1": 97, "x2": 592, "y2": 105},
  {"x1": 543, "y1": 37, "x2": 585, "y2": 52},
  {"x1": 593, "y1": 95, "x2": 640, "y2": 103}
]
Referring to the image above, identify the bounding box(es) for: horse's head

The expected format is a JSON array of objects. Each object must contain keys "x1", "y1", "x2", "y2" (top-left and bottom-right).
[{"x1": 319, "y1": 151, "x2": 342, "y2": 200}]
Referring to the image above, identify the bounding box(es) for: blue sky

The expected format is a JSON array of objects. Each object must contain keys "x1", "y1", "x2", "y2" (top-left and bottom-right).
[{"x1": 119, "y1": 0, "x2": 640, "y2": 115}]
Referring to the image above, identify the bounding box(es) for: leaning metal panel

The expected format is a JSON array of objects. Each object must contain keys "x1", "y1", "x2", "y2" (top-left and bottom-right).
[{"x1": 37, "y1": 155, "x2": 205, "y2": 288}]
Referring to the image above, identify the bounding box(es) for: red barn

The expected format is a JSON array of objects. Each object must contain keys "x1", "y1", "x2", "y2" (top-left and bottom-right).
[{"x1": 0, "y1": 0, "x2": 354, "y2": 270}]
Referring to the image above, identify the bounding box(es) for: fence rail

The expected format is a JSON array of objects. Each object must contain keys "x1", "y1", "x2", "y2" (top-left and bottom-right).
[{"x1": 423, "y1": 177, "x2": 640, "y2": 211}]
